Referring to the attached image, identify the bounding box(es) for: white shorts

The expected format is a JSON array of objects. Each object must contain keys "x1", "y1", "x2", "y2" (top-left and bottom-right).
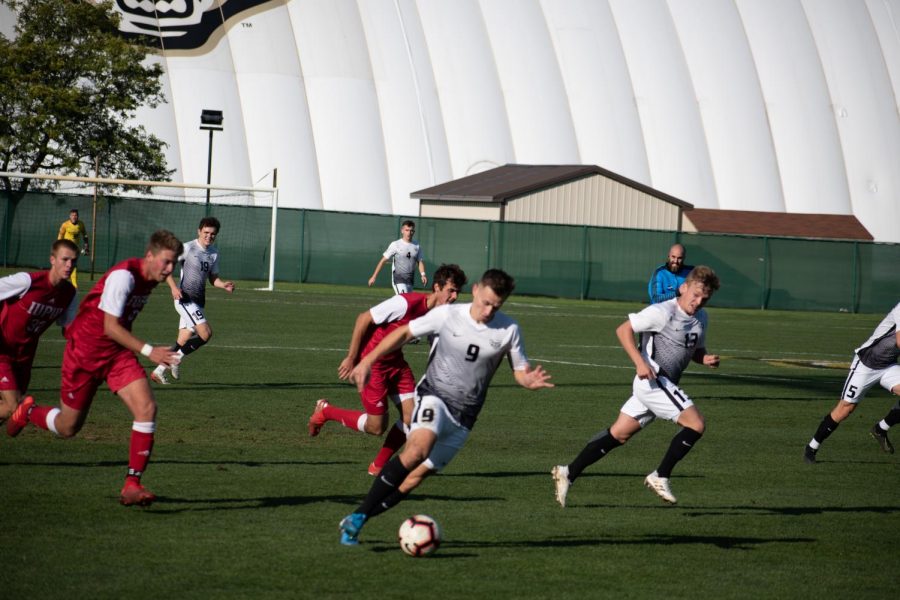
[
  {"x1": 174, "y1": 299, "x2": 207, "y2": 331},
  {"x1": 392, "y1": 281, "x2": 413, "y2": 295},
  {"x1": 840, "y1": 355, "x2": 900, "y2": 403},
  {"x1": 620, "y1": 376, "x2": 695, "y2": 427},
  {"x1": 409, "y1": 394, "x2": 470, "y2": 472}
]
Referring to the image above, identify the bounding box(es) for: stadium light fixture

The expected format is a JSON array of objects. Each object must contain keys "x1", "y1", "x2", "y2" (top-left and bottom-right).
[{"x1": 200, "y1": 109, "x2": 224, "y2": 215}]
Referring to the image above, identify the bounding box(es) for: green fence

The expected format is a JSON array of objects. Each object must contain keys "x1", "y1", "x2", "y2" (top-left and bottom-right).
[{"x1": 3, "y1": 190, "x2": 898, "y2": 313}]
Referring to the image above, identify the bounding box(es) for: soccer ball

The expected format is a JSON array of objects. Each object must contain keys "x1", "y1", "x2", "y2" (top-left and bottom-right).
[{"x1": 398, "y1": 514, "x2": 441, "y2": 557}]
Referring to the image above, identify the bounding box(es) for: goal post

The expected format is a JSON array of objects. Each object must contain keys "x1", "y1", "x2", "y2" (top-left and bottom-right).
[{"x1": 0, "y1": 171, "x2": 279, "y2": 291}]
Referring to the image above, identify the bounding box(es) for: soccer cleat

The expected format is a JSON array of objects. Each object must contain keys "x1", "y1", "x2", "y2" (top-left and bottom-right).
[
  {"x1": 367, "y1": 462, "x2": 383, "y2": 476},
  {"x1": 551, "y1": 465, "x2": 570, "y2": 508},
  {"x1": 119, "y1": 481, "x2": 157, "y2": 507},
  {"x1": 6, "y1": 395, "x2": 34, "y2": 437},
  {"x1": 150, "y1": 367, "x2": 170, "y2": 385},
  {"x1": 644, "y1": 471, "x2": 677, "y2": 504},
  {"x1": 339, "y1": 512, "x2": 367, "y2": 546},
  {"x1": 169, "y1": 363, "x2": 180, "y2": 381},
  {"x1": 869, "y1": 424, "x2": 894, "y2": 454},
  {"x1": 308, "y1": 398, "x2": 329, "y2": 437},
  {"x1": 803, "y1": 445, "x2": 818, "y2": 464}
]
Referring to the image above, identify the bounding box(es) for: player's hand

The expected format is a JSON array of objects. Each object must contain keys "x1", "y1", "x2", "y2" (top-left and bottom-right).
[
  {"x1": 703, "y1": 354, "x2": 720, "y2": 368},
  {"x1": 367, "y1": 276, "x2": 376, "y2": 287},
  {"x1": 520, "y1": 364, "x2": 554, "y2": 390},
  {"x1": 223, "y1": 281, "x2": 235, "y2": 294},
  {"x1": 337, "y1": 356, "x2": 357, "y2": 380},
  {"x1": 149, "y1": 347, "x2": 181, "y2": 367},
  {"x1": 636, "y1": 361, "x2": 656, "y2": 380},
  {"x1": 349, "y1": 362, "x2": 372, "y2": 392},
  {"x1": 170, "y1": 287, "x2": 183, "y2": 300},
  {"x1": 420, "y1": 273, "x2": 427, "y2": 285}
]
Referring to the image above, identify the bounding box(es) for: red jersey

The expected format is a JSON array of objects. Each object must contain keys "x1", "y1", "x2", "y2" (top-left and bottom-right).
[
  {"x1": 361, "y1": 292, "x2": 429, "y2": 363},
  {"x1": 67, "y1": 257, "x2": 159, "y2": 360},
  {"x1": 0, "y1": 271, "x2": 77, "y2": 360}
]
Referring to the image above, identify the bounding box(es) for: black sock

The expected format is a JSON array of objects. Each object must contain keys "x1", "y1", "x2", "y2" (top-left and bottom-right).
[
  {"x1": 657, "y1": 427, "x2": 703, "y2": 478},
  {"x1": 178, "y1": 335, "x2": 207, "y2": 356},
  {"x1": 881, "y1": 402, "x2": 900, "y2": 429},
  {"x1": 567, "y1": 429, "x2": 623, "y2": 482},
  {"x1": 356, "y1": 456, "x2": 411, "y2": 517},
  {"x1": 813, "y1": 413, "x2": 840, "y2": 444},
  {"x1": 368, "y1": 490, "x2": 410, "y2": 518}
]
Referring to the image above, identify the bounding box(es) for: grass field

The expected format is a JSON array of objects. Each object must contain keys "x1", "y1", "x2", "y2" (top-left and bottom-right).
[{"x1": 1, "y1": 281, "x2": 897, "y2": 598}]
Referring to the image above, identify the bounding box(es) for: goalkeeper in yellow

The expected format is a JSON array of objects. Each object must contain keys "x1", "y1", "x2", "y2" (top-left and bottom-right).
[{"x1": 57, "y1": 209, "x2": 90, "y2": 287}]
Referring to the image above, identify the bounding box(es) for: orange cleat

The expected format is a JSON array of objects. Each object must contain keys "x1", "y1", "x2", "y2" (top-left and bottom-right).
[
  {"x1": 367, "y1": 462, "x2": 383, "y2": 476},
  {"x1": 308, "y1": 398, "x2": 329, "y2": 437},
  {"x1": 120, "y1": 481, "x2": 157, "y2": 507},
  {"x1": 6, "y1": 396, "x2": 34, "y2": 437}
]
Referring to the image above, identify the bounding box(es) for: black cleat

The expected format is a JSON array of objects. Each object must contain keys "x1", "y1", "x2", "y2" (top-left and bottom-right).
[
  {"x1": 869, "y1": 425, "x2": 894, "y2": 454},
  {"x1": 803, "y1": 445, "x2": 818, "y2": 464}
]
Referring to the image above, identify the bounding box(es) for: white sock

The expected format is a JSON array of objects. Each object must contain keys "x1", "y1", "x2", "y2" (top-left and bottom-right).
[
  {"x1": 809, "y1": 439, "x2": 820, "y2": 450},
  {"x1": 46, "y1": 408, "x2": 61, "y2": 435},
  {"x1": 356, "y1": 414, "x2": 367, "y2": 432},
  {"x1": 877, "y1": 420, "x2": 889, "y2": 432}
]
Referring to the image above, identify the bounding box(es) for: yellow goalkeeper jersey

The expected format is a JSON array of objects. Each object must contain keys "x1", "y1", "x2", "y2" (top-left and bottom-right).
[{"x1": 58, "y1": 220, "x2": 87, "y2": 245}]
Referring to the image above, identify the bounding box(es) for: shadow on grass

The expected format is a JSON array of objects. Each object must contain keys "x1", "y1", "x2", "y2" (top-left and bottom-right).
[
  {"x1": 574, "y1": 502, "x2": 900, "y2": 517},
  {"x1": 441, "y1": 470, "x2": 703, "y2": 479},
  {"x1": 0, "y1": 458, "x2": 354, "y2": 468},
  {"x1": 365, "y1": 533, "x2": 815, "y2": 554}
]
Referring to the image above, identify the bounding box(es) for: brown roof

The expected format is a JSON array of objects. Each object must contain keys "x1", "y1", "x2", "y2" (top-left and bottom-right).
[
  {"x1": 411, "y1": 163, "x2": 692, "y2": 208},
  {"x1": 684, "y1": 208, "x2": 873, "y2": 241}
]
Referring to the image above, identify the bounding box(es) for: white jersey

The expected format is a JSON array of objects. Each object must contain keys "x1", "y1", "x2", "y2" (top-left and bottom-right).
[
  {"x1": 178, "y1": 239, "x2": 220, "y2": 307},
  {"x1": 409, "y1": 303, "x2": 529, "y2": 429},
  {"x1": 855, "y1": 302, "x2": 900, "y2": 369},
  {"x1": 383, "y1": 239, "x2": 422, "y2": 286},
  {"x1": 628, "y1": 299, "x2": 708, "y2": 384}
]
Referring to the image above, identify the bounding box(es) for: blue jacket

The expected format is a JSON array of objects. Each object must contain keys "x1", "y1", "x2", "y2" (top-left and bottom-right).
[{"x1": 648, "y1": 264, "x2": 693, "y2": 304}]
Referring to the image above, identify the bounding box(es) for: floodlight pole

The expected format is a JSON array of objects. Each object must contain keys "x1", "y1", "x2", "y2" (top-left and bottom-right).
[{"x1": 199, "y1": 109, "x2": 224, "y2": 216}]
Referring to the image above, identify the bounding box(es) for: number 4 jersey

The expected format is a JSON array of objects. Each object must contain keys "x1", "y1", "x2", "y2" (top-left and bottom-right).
[
  {"x1": 629, "y1": 298, "x2": 708, "y2": 384},
  {"x1": 409, "y1": 303, "x2": 529, "y2": 430}
]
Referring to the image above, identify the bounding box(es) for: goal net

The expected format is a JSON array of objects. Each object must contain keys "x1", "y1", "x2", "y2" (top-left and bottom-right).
[{"x1": 0, "y1": 172, "x2": 279, "y2": 290}]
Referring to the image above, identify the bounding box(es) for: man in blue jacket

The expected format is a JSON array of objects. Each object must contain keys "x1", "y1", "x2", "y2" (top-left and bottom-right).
[{"x1": 648, "y1": 243, "x2": 693, "y2": 304}]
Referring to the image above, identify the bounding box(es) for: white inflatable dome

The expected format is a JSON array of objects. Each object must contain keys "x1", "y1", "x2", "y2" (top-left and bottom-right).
[{"x1": 22, "y1": 1, "x2": 900, "y2": 242}]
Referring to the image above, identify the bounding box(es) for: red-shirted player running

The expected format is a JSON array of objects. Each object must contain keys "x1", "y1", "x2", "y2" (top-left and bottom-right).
[
  {"x1": 6, "y1": 231, "x2": 183, "y2": 507},
  {"x1": 309, "y1": 264, "x2": 467, "y2": 475},
  {"x1": 0, "y1": 240, "x2": 79, "y2": 425}
]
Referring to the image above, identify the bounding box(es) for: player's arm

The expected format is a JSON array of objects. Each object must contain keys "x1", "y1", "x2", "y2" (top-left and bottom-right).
[
  {"x1": 692, "y1": 347, "x2": 719, "y2": 368},
  {"x1": 338, "y1": 309, "x2": 375, "y2": 379},
  {"x1": 102, "y1": 312, "x2": 180, "y2": 367},
  {"x1": 616, "y1": 319, "x2": 656, "y2": 380},
  {"x1": 57, "y1": 223, "x2": 66, "y2": 240},
  {"x1": 417, "y1": 259, "x2": 427, "y2": 286},
  {"x1": 513, "y1": 364, "x2": 554, "y2": 390},
  {"x1": 349, "y1": 324, "x2": 415, "y2": 391},
  {"x1": 208, "y1": 273, "x2": 235, "y2": 293},
  {"x1": 0, "y1": 272, "x2": 31, "y2": 302},
  {"x1": 368, "y1": 256, "x2": 390, "y2": 287},
  {"x1": 164, "y1": 274, "x2": 182, "y2": 300}
]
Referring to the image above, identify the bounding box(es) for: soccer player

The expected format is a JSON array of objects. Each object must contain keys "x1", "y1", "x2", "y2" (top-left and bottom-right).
[
  {"x1": 804, "y1": 301, "x2": 900, "y2": 463},
  {"x1": 338, "y1": 269, "x2": 554, "y2": 545},
  {"x1": 57, "y1": 208, "x2": 90, "y2": 288},
  {"x1": 308, "y1": 264, "x2": 467, "y2": 475},
  {"x1": 6, "y1": 230, "x2": 183, "y2": 506},
  {"x1": 648, "y1": 243, "x2": 693, "y2": 304},
  {"x1": 151, "y1": 217, "x2": 234, "y2": 385},
  {"x1": 1, "y1": 240, "x2": 79, "y2": 425},
  {"x1": 552, "y1": 266, "x2": 721, "y2": 507},
  {"x1": 368, "y1": 220, "x2": 426, "y2": 294}
]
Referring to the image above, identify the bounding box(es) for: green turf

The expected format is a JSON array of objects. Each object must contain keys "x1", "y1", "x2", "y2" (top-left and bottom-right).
[{"x1": 1, "y1": 282, "x2": 896, "y2": 598}]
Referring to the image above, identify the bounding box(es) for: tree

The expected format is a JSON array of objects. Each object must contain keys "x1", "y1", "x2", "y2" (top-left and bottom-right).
[{"x1": 0, "y1": 0, "x2": 172, "y2": 199}]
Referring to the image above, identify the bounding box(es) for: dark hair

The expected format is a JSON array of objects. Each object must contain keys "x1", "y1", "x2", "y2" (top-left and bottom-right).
[
  {"x1": 433, "y1": 264, "x2": 467, "y2": 290},
  {"x1": 147, "y1": 230, "x2": 184, "y2": 257},
  {"x1": 401, "y1": 220, "x2": 415, "y2": 228},
  {"x1": 479, "y1": 269, "x2": 515, "y2": 299},
  {"x1": 69, "y1": 208, "x2": 79, "y2": 215},
  {"x1": 198, "y1": 217, "x2": 221, "y2": 232},
  {"x1": 52, "y1": 239, "x2": 79, "y2": 255},
  {"x1": 684, "y1": 265, "x2": 720, "y2": 293}
]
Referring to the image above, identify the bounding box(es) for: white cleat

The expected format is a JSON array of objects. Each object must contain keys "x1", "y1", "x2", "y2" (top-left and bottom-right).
[
  {"x1": 644, "y1": 471, "x2": 677, "y2": 505},
  {"x1": 150, "y1": 366, "x2": 171, "y2": 385},
  {"x1": 551, "y1": 465, "x2": 571, "y2": 508},
  {"x1": 169, "y1": 363, "x2": 180, "y2": 380}
]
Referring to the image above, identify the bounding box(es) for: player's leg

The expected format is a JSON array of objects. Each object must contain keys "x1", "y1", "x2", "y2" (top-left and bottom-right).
[
  {"x1": 309, "y1": 366, "x2": 392, "y2": 436},
  {"x1": 112, "y1": 355, "x2": 159, "y2": 506},
  {"x1": 805, "y1": 356, "x2": 876, "y2": 463},
  {"x1": 0, "y1": 389, "x2": 19, "y2": 423},
  {"x1": 368, "y1": 367, "x2": 416, "y2": 474},
  {"x1": 869, "y1": 370, "x2": 900, "y2": 453},
  {"x1": 654, "y1": 405, "x2": 705, "y2": 480},
  {"x1": 0, "y1": 356, "x2": 24, "y2": 424}
]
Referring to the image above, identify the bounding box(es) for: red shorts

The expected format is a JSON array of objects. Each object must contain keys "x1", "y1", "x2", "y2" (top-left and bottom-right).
[
  {"x1": 360, "y1": 360, "x2": 416, "y2": 416},
  {"x1": 60, "y1": 340, "x2": 147, "y2": 411},
  {"x1": 0, "y1": 353, "x2": 33, "y2": 393}
]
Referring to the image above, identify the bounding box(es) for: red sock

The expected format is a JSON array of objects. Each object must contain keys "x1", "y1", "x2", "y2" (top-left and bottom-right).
[
  {"x1": 371, "y1": 423, "x2": 407, "y2": 469},
  {"x1": 126, "y1": 427, "x2": 155, "y2": 485},
  {"x1": 322, "y1": 405, "x2": 365, "y2": 431},
  {"x1": 27, "y1": 405, "x2": 54, "y2": 430}
]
